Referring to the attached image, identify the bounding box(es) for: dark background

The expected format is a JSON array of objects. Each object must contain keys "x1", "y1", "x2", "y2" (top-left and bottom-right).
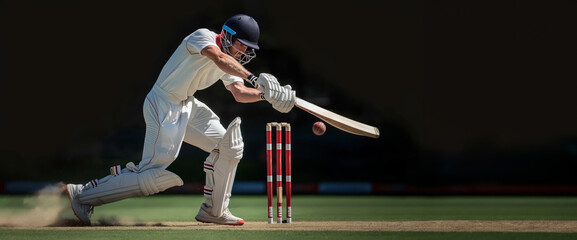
[{"x1": 1, "y1": 0, "x2": 576, "y2": 188}]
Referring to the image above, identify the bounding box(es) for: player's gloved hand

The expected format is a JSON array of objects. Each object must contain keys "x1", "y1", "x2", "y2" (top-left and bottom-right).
[
  {"x1": 256, "y1": 73, "x2": 284, "y2": 102},
  {"x1": 271, "y1": 85, "x2": 296, "y2": 113}
]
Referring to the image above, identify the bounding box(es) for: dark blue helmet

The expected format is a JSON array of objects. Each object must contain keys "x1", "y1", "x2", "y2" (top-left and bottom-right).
[{"x1": 222, "y1": 14, "x2": 260, "y2": 50}]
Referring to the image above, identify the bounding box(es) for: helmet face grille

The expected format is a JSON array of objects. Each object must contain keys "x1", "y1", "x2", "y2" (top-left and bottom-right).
[
  {"x1": 237, "y1": 48, "x2": 256, "y2": 65},
  {"x1": 221, "y1": 28, "x2": 256, "y2": 65}
]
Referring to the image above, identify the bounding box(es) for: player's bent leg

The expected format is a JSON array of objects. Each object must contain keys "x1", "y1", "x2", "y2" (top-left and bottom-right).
[
  {"x1": 78, "y1": 166, "x2": 183, "y2": 206},
  {"x1": 196, "y1": 117, "x2": 244, "y2": 225}
]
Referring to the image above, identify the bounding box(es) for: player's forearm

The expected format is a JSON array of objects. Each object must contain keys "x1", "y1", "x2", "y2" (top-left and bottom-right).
[
  {"x1": 236, "y1": 94, "x2": 262, "y2": 103},
  {"x1": 214, "y1": 54, "x2": 252, "y2": 79},
  {"x1": 227, "y1": 83, "x2": 263, "y2": 103},
  {"x1": 234, "y1": 88, "x2": 263, "y2": 103}
]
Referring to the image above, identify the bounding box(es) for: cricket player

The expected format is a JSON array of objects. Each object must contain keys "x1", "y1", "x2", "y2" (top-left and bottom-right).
[{"x1": 65, "y1": 14, "x2": 295, "y2": 226}]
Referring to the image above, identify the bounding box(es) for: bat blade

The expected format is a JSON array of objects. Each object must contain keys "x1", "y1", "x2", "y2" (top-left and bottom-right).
[{"x1": 295, "y1": 97, "x2": 380, "y2": 138}]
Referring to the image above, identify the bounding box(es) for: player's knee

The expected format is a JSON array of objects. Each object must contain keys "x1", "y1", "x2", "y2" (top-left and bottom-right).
[
  {"x1": 220, "y1": 140, "x2": 244, "y2": 164},
  {"x1": 138, "y1": 168, "x2": 184, "y2": 196},
  {"x1": 218, "y1": 117, "x2": 244, "y2": 163}
]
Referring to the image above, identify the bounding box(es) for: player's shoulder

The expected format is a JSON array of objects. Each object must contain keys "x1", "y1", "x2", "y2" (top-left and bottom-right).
[
  {"x1": 184, "y1": 28, "x2": 219, "y2": 54},
  {"x1": 189, "y1": 28, "x2": 217, "y2": 39}
]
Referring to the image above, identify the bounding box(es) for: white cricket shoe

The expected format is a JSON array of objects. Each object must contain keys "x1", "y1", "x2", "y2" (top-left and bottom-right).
[
  {"x1": 195, "y1": 203, "x2": 245, "y2": 225},
  {"x1": 66, "y1": 184, "x2": 93, "y2": 225}
]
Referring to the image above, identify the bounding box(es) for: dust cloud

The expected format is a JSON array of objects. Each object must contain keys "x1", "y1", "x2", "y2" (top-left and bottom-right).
[{"x1": 0, "y1": 184, "x2": 71, "y2": 227}]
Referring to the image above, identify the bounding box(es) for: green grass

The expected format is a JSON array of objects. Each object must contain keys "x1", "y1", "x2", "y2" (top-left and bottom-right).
[
  {"x1": 1, "y1": 195, "x2": 577, "y2": 240},
  {"x1": 92, "y1": 195, "x2": 577, "y2": 221}
]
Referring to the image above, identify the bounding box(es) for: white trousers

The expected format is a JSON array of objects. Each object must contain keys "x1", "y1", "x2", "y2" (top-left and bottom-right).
[
  {"x1": 136, "y1": 85, "x2": 226, "y2": 172},
  {"x1": 76, "y1": 85, "x2": 233, "y2": 207}
]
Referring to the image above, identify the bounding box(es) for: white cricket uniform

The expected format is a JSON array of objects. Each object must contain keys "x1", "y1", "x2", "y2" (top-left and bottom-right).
[
  {"x1": 136, "y1": 28, "x2": 243, "y2": 172},
  {"x1": 74, "y1": 28, "x2": 246, "y2": 223}
]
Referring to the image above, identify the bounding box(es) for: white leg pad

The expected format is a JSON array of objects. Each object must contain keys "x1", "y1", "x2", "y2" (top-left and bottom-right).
[
  {"x1": 203, "y1": 117, "x2": 243, "y2": 217},
  {"x1": 78, "y1": 168, "x2": 183, "y2": 206}
]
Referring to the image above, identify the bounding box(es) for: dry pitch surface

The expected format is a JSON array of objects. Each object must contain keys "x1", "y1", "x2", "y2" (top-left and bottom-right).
[{"x1": 2, "y1": 220, "x2": 577, "y2": 232}]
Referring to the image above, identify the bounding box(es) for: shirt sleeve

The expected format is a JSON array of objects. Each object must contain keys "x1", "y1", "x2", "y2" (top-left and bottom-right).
[
  {"x1": 221, "y1": 74, "x2": 244, "y2": 86},
  {"x1": 186, "y1": 28, "x2": 218, "y2": 54}
]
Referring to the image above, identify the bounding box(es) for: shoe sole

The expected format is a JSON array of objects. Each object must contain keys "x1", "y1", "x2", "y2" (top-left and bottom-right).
[
  {"x1": 66, "y1": 184, "x2": 91, "y2": 226},
  {"x1": 195, "y1": 217, "x2": 245, "y2": 226}
]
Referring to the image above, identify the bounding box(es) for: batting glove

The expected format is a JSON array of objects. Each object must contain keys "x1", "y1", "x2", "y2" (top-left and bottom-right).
[{"x1": 271, "y1": 85, "x2": 296, "y2": 113}]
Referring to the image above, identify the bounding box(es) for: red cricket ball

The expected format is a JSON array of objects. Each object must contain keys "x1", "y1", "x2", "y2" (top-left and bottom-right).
[{"x1": 312, "y1": 121, "x2": 326, "y2": 136}]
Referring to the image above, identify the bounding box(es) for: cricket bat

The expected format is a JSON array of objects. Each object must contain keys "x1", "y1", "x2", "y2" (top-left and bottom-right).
[
  {"x1": 295, "y1": 97, "x2": 380, "y2": 138},
  {"x1": 246, "y1": 75, "x2": 379, "y2": 138}
]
